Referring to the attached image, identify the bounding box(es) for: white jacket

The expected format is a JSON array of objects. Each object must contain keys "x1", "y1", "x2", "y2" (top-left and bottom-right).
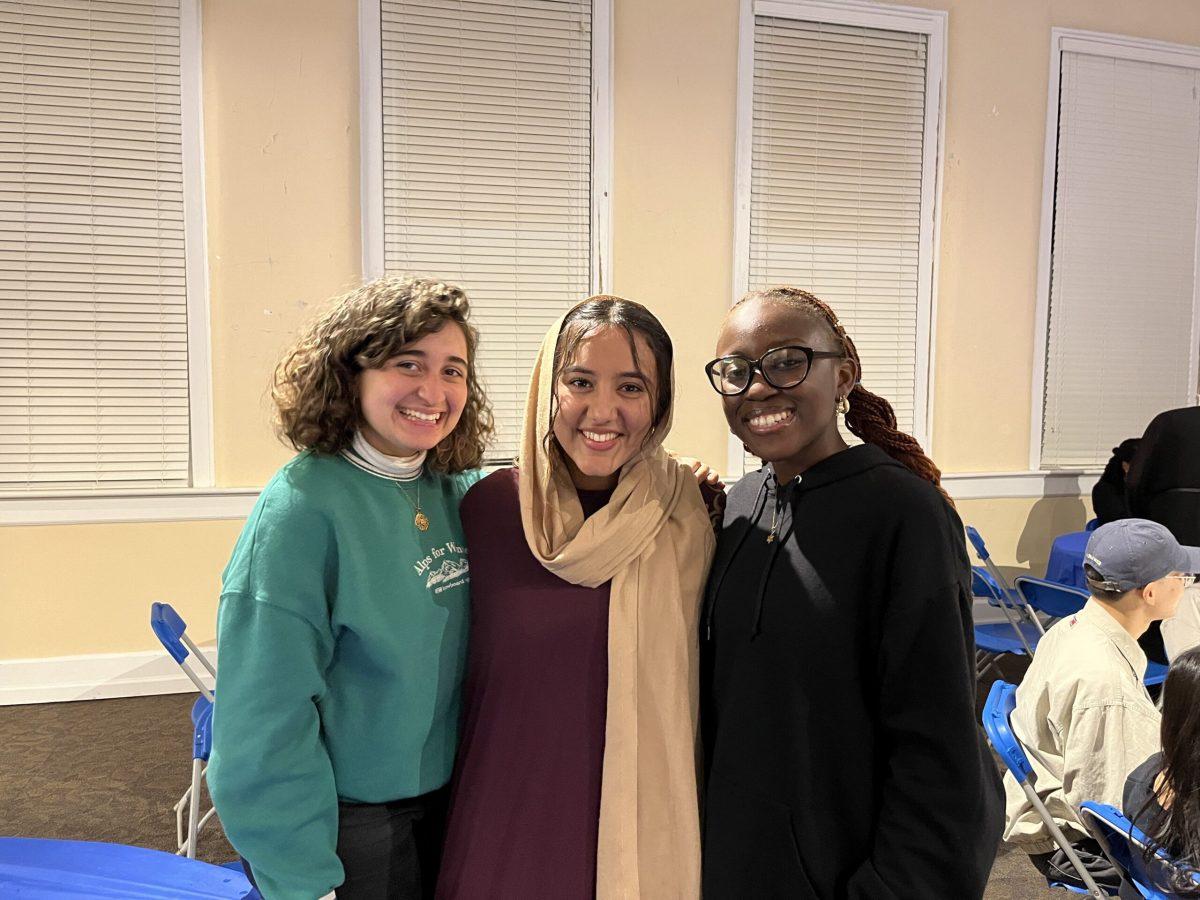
[{"x1": 1002, "y1": 600, "x2": 1161, "y2": 854}]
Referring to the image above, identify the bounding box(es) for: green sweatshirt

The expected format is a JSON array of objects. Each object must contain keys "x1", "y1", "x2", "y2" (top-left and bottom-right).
[{"x1": 207, "y1": 452, "x2": 480, "y2": 900}]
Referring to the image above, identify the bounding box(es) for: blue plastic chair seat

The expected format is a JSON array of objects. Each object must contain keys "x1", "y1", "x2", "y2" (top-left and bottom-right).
[
  {"x1": 975, "y1": 623, "x2": 1040, "y2": 656},
  {"x1": 0, "y1": 837, "x2": 255, "y2": 898}
]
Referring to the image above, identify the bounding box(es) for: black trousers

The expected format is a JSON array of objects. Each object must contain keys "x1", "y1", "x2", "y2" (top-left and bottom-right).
[
  {"x1": 242, "y1": 786, "x2": 448, "y2": 900},
  {"x1": 1029, "y1": 838, "x2": 1121, "y2": 893}
]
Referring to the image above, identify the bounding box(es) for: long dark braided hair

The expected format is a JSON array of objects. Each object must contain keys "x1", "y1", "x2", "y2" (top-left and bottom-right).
[{"x1": 739, "y1": 286, "x2": 952, "y2": 505}]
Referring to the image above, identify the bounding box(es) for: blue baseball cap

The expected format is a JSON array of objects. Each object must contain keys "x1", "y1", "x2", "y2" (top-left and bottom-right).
[{"x1": 1084, "y1": 519, "x2": 1200, "y2": 592}]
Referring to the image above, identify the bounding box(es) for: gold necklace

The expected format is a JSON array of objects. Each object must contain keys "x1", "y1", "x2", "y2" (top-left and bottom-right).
[
  {"x1": 767, "y1": 474, "x2": 800, "y2": 543},
  {"x1": 393, "y1": 478, "x2": 429, "y2": 531}
]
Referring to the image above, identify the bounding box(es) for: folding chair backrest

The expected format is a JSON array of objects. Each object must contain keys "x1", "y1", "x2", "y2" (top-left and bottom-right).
[
  {"x1": 966, "y1": 527, "x2": 1024, "y2": 606},
  {"x1": 1080, "y1": 802, "x2": 1200, "y2": 899},
  {"x1": 981, "y1": 681, "x2": 1033, "y2": 783},
  {"x1": 151, "y1": 602, "x2": 190, "y2": 664},
  {"x1": 972, "y1": 566, "x2": 1000, "y2": 604},
  {"x1": 150, "y1": 602, "x2": 215, "y2": 702},
  {"x1": 1016, "y1": 576, "x2": 1090, "y2": 621}
]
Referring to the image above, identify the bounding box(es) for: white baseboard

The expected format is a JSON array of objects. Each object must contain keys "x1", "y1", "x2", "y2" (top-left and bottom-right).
[{"x1": 0, "y1": 646, "x2": 217, "y2": 706}]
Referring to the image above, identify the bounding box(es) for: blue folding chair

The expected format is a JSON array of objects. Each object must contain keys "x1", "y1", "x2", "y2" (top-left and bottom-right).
[
  {"x1": 1014, "y1": 578, "x2": 1169, "y2": 688},
  {"x1": 967, "y1": 526, "x2": 1047, "y2": 647},
  {"x1": 981, "y1": 681, "x2": 1110, "y2": 898},
  {"x1": 150, "y1": 603, "x2": 218, "y2": 860},
  {"x1": 1080, "y1": 802, "x2": 1200, "y2": 899},
  {"x1": 973, "y1": 568, "x2": 1042, "y2": 678}
]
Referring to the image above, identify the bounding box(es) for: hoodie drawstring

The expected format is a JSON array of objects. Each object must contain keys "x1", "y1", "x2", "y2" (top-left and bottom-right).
[
  {"x1": 704, "y1": 478, "x2": 770, "y2": 642},
  {"x1": 750, "y1": 483, "x2": 798, "y2": 640}
]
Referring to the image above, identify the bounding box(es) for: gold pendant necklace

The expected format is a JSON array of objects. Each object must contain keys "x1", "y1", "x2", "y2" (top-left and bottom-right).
[{"x1": 393, "y1": 478, "x2": 429, "y2": 531}]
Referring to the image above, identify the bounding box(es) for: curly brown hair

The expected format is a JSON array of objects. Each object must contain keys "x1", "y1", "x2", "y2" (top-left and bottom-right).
[
  {"x1": 739, "y1": 286, "x2": 952, "y2": 506},
  {"x1": 272, "y1": 276, "x2": 494, "y2": 473}
]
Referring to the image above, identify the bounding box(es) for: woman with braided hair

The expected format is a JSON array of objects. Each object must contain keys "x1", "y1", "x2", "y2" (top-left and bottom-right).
[{"x1": 699, "y1": 287, "x2": 1003, "y2": 899}]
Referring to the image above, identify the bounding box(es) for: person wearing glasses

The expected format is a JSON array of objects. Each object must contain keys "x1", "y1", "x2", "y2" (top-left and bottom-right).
[
  {"x1": 699, "y1": 286, "x2": 1002, "y2": 899},
  {"x1": 1002, "y1": 518, "x2": 1198, "y2": 892}
]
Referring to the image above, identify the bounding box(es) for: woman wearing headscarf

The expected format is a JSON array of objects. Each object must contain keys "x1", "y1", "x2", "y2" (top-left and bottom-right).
[{"x1": 436, "y1": 296, "x2": 718, "y2": 899}]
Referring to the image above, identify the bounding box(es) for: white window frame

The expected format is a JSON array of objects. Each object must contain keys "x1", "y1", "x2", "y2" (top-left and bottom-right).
[
  {"x1": 1030, "y1": 27, "x2": 1200, "y2": 472},
  {"x1": 728, "y1": 0, "x2": 947, "y2": 475},
  {"x1": 1, "y1": 0, "x2": 215, "y2": 525},
  {"x1": 357, "y1": 0, "x2": 614, "y2": 305}
]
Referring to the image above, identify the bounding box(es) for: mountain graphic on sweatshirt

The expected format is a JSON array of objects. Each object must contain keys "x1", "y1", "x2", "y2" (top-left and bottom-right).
[{"x1": 426, "y1": 557, "x2": 469, "y2": 589}]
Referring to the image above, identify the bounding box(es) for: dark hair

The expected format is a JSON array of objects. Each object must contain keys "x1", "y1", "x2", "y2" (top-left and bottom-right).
[
  {"x1": 1083, "y1": 563, "x2": 1132, "y2": 603},
  {"x1": 1138, "y1": 646, "x2": 1200, "y2": 894},
  {"x1": 272, "y1": 276, "x2": 494, "y2": 473},
  {"x1": 735, "y1": 286, "x2": 951, "y2": 505},
  {"x1": 545, "y1": 295, "x2": 673, "y2": 461},
  {"x1": 1100, "y1": 438, "x2": 1141, "y2": 487}
]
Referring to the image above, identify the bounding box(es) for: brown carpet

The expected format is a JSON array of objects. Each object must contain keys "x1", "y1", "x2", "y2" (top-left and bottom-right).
[{"x1": 0, "y1": 672, "x2": 1056, "y2": 898}]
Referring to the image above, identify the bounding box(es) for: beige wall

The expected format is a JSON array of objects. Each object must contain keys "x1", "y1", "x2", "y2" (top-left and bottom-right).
[{"x1": 6, "y1": 0, "x2": 1200, "y2": 663}]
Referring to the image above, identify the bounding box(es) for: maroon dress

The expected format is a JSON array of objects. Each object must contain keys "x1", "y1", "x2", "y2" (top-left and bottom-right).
[{"x1": 436, "y1": 468, "x2": 612, "y2": 899}]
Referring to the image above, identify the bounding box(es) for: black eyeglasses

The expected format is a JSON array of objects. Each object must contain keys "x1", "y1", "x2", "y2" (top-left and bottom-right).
[{"x1": 705, "y1": 345, "x2": 844, "y2": 396}]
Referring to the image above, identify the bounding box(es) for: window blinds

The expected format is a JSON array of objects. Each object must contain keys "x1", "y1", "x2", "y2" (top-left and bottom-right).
[
  {"x1": 379, "y1": 0, "x2": 593, "y2": 461},
  {"x1": 742, "y1": 17, "x2": 929, "y2": 473},
  {"x1": 0, "y1": 0, "x2": 190, "y2": 491},
  {"x1": 1040, "y1": 50, "x2": 1200, "y2": 469}
]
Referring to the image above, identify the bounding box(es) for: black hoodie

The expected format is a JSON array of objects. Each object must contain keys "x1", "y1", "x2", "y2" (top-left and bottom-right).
[{"x1": 700, "y1": 444, "x2": 1002, "y2": 899}]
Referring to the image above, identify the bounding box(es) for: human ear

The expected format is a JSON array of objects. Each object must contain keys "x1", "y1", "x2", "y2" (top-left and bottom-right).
[{"x1": 836, "y1": 356, "x2": 859, "y2": 400}]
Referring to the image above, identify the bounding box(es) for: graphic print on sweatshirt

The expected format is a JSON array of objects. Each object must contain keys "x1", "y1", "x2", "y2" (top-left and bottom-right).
[{"x1": 412, "y1": 539, "x2": 469, "y2": 594}]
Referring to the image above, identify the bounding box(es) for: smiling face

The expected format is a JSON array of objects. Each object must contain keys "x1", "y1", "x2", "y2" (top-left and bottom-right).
[
  {"x1": 714, "y1": 298, "x2": 857, "y2": 482},
  {"x1": 357, "y1": 321, "x2": 470, "y2": 457},
  {"x1": 551, "y1": 325, "x2": 657, "y2": 491}
]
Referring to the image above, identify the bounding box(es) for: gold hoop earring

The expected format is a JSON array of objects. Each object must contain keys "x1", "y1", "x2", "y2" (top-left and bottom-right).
[{"x1": 836, "y1": 395, "x2": 850, "y2": 415}]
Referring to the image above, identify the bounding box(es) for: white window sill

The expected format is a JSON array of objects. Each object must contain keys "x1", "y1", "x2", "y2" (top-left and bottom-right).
[
  {"x1": 0, "y1": 487, "x2": 261, "y2": 527},
  {"x1": 0, "y1": 468, "x2": 1104, "y2": 527}
]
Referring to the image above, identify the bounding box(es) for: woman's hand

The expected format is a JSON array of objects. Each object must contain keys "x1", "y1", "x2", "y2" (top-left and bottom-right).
[{"x1": 686, "y1": 458, "x2": 725, "y2": 492}]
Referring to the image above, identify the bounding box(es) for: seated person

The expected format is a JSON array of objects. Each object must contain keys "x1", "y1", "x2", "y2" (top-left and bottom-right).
[
  {"x1": 1092, "y1": 438, "x2": 1139, "y2": 527},
  {"x1": 1129, "y1": 406, "x2": 1200, "y2": 664},
  {"x1": 1163, "y1": 582, "x2": 1200, "y2": 661},
  {"x1": 1125, "y1": 645, "x2": 1200, "y2": 896},
  {"x1": 1003, "y1": 519, "x2": 1197, "y2": 890}
]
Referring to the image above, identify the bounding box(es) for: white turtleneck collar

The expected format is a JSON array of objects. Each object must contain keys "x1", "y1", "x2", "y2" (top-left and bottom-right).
[{"x1": 341, "y1": 430, "x2": 426, "y2": 481}]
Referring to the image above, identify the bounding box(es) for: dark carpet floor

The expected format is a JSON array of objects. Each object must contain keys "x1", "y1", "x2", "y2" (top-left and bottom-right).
[{"x1": 0, "y1": 665, "x2": 1057, "y2": 898}]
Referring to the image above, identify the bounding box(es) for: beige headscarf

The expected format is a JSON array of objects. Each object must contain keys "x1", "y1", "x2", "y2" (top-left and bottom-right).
[{"x1": 518, "y1": 300, "x2": 716, "y2": 899}]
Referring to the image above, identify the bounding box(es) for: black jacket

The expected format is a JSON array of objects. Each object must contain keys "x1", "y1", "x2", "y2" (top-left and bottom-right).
[
  {"x1": 700, "y1": 444, "x2": 1002, "y2": 900},
  {"x1": 1128, "y1": 407, "x2": 1200, "y2": 544}
]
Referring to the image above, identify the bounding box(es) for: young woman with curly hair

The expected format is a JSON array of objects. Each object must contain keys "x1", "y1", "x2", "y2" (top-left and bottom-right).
[
  {"x1": 699, "y1": 287, "x2": 1003, "y2": 899},
  {"x1": 1125, "y1": 645, "x2": 1200, "y2": 895},
  {"x1": 208, "y1": 276, "x2": 493, "y2": 900}
]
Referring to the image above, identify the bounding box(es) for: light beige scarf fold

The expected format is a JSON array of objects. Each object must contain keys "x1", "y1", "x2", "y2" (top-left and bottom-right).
[{"x1": 518, "y1": 307, "x2": 716, "y2": 899}]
